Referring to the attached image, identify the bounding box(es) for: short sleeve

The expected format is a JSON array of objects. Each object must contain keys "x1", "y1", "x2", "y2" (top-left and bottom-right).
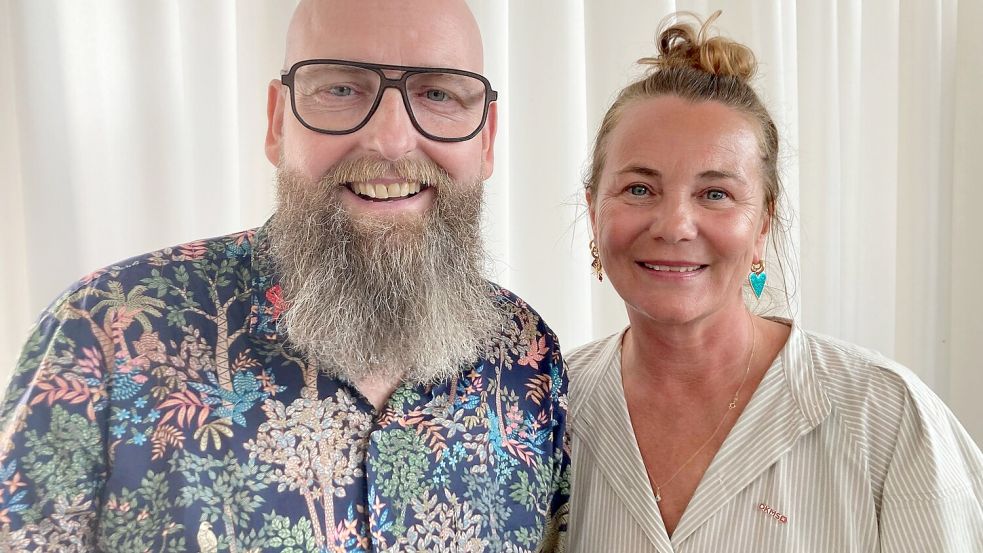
[
  {"x1": 879, "y1": 383, "x2": 983, "y2": 552},
  {"x1": 0, "y1": 289, "x2": 111, "y2": 550}
]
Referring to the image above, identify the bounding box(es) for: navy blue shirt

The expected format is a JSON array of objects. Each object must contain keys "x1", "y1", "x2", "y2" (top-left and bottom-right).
[{"x1": 0, "y1": 222, "x2": 570, "y2": 552}]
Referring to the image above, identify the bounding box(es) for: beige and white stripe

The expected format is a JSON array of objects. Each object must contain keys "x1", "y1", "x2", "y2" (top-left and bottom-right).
[{"x1": 566, "y1": 322, "x2": 983, "y2": 552}]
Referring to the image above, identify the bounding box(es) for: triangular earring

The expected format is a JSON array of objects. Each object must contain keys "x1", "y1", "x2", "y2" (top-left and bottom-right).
[{"x1": 748, "y1": 260, "x2": 766, "y2": 298}]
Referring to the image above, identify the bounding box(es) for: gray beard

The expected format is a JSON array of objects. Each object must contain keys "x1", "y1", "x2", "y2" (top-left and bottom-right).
[{"x1": 267, "y1": 159, "x2": 502, "y2": 386}]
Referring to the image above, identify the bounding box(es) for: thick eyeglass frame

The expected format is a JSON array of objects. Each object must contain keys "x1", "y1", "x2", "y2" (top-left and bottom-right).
[{"x1": 280, "y1": 59, "x2": 499, "y2": 143}]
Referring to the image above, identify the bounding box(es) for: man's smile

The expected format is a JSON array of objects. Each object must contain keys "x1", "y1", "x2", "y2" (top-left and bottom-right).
[{"x1": 346, "y1": 179, "x2": 430, "y2": 202}]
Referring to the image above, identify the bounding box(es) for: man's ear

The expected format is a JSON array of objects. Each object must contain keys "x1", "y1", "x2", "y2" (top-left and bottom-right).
[
  {"x1": 265, "y1": 80, "x2": 286, "y2": 166},
  {"x1": 479, "y1": 102, "x2": 497, "y2": 180}
]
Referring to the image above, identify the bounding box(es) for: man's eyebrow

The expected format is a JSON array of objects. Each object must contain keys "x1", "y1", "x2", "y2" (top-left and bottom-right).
[{"x1": 308, "y1": 65, "x2": 364, "y2": 75}]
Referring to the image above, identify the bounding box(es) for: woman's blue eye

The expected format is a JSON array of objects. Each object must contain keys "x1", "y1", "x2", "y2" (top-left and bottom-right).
[
  {"x1": 706, "y1": 189, "x2": 728, "y2": 200},
  {"x1": 629, "y1": 185, "x2": 648, "y2": 196}
]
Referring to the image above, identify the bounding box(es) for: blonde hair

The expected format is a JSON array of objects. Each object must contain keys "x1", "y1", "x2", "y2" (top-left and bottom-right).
[{"x1": 585, "y1": 11, "x2": 780, "y2": 221}]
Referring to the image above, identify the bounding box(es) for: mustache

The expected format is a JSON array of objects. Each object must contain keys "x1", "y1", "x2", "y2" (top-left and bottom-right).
[{"x1": 317, "y1": 157, "x2": 455, "y2": 189}]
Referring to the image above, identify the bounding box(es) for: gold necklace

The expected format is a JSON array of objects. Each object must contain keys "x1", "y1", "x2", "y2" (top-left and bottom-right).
[{"x1": 653, "y1": 313, "x2": 756, "y2": 503}]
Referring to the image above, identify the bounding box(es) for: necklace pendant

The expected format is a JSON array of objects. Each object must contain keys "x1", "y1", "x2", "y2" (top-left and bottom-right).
[{"x1": 655, "y1": 486, "x2": 662, "y2": 503}]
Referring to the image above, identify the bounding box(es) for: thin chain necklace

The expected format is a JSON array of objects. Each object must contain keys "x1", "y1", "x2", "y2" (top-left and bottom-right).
[{"x1": 652, "y1": 313, "x2": 756, "y2": 503}]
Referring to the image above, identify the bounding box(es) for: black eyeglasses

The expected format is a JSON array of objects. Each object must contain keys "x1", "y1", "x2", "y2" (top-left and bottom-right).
[{"x1": 280, "y1": 59, "x2": 498, "y2": 142}]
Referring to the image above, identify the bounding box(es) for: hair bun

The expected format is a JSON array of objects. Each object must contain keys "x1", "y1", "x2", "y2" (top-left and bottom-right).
[{"x1": 638, "y1": 10, "x2": 757, "y2": 82}]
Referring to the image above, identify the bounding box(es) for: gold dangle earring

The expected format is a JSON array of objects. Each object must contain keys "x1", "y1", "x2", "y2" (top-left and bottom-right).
[
  {"x1": 590, "y1": 240, "x2": 604, "y2": 282},
  {"x1": 748, "y1": 260, "x2": 767, "y2": 298}
]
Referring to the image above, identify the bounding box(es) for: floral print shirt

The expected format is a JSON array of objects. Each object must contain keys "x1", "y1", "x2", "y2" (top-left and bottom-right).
[{"x1": 0, "y1": 223, "x2": 570, "y2": 552}]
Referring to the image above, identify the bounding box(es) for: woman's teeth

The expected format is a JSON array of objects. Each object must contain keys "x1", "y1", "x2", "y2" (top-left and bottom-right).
[{"x1": 643, "y1": 263, "x2": 703, "y2": 272}]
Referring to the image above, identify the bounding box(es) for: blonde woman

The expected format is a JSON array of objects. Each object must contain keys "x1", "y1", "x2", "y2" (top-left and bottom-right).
[{"x1": 568, "y1": 12, "x2": 983, "y2": 552}]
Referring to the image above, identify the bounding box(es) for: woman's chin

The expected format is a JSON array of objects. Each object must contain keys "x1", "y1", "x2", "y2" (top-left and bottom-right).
[
  {"x1": 626, "y1": 301, "x2": 706, "y2": 328},
  {"x1": 624, "y1": 295, "x2": 747, "y2": 329}
]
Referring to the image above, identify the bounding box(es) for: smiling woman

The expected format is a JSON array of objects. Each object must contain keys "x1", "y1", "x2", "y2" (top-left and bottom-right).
[
  {"x1": 567, "y1": 10, "x2": 983, "y2": 552},
  {"x1": 589, "y1": 96, "x2": 772, "y2": 327}
]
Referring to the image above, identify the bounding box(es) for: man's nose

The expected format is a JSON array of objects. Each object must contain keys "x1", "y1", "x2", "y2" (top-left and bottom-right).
[
  {"x1": 359, "y1": 88, "x2": 417, "y2": 161},
  {"x1": 649, "y1": 199, "x2": 698, "y2": 244}
]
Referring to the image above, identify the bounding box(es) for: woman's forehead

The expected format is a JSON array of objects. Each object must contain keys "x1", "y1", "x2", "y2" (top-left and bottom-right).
[{"x1": 605, "y1": 97, "x2": 761, "y2": 173}]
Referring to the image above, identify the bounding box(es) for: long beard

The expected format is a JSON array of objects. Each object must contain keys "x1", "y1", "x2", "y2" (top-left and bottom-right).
[{"x1": 267, "y1": 158, "x2": 502, "y2": 386}]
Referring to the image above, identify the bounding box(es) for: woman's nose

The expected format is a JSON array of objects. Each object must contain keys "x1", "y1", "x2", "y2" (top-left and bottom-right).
[{"x1": 649, "y1": 199, "x2": 697, "y2": 244}]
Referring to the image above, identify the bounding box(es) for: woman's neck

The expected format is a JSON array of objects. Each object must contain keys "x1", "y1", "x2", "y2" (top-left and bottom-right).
[{"x1": 621, "y1": 305, "x2": 757, "y2": 395}]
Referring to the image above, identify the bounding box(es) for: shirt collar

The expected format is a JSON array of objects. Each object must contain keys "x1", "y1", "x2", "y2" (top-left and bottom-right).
[
  {"x1": 247, "y1": 219, "x2": 285, "y2": 342},
  {"x1": 772, "y1": 318, "x2": 832, "y2": 425}
]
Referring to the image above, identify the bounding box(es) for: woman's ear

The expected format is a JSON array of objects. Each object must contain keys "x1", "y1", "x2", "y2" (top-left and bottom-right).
[
  {"x1": 586, "y1": 189, "x2": 597, "y2": 237},
  {"x1": 754, "y1": 203, "x2": 774, "y2": 260}
]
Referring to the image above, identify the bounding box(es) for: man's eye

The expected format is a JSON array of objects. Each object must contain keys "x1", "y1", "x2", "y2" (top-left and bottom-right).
[
  {"x1": 425, "y1": 89, "x2": 450, "y2": 102},
  {"x1": 328, "y1": 85, "x2": 354, "y2": 96},
  {"x1": 706, "y1": 189, "x2": 728, "y2": 200},
  {"x1": 629, "y1": 185, "x2": 648, "y2": 196}
]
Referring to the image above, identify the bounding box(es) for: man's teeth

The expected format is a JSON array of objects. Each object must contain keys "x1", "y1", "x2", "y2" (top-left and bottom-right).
[
  {"x1": 352, "y1": 181, "x2": 422, "y2": 200},
  {"x1": 643, "y1": 263, "x2": 702, "y2": 272}
]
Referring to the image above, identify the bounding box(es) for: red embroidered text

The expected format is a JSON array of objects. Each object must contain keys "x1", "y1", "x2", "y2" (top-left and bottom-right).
[{"x1": 757, "y1": 503, "x2": 789, "y2": 524}]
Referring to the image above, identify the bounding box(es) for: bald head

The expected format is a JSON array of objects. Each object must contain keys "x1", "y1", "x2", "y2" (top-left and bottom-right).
[{"x1": 284, "y1": 0, "x2": 484, "y2": 72}]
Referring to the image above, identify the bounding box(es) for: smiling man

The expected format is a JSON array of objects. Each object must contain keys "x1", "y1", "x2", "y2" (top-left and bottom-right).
[{"x1": 0, "y1": 1, "x2": 570, "y2": 551}]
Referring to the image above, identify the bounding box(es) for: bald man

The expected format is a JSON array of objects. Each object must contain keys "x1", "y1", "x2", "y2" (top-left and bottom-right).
[{"x1": 0, "y1": 1, "x2": 570, "y2": 551}]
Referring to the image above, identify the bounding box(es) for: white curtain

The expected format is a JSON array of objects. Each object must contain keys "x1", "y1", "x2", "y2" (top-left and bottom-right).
[{"x1": 2, "y1": 0, "x2": 981, "y2": 445}]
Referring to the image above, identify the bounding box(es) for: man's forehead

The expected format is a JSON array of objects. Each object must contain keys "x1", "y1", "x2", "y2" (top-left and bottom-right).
[{"x1": 285, "y1": 0, "x2": 484, "y2": 72}]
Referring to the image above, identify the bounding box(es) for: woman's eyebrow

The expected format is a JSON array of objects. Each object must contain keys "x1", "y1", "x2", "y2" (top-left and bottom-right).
[
  {"x1": 616, "y1": 165, "x2": 661, "y2": 178},
  {"x1": 699, "y1": 169, "x2": 747, "y2": 185}
]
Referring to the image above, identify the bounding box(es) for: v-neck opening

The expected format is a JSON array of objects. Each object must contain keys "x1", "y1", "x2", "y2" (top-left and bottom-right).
[{"x1": 573, "y1": 320, "x2": 829, "y2": 550}]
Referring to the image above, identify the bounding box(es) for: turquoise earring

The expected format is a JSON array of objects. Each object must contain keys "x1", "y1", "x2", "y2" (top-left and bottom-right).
[{"x1": 748, "y1": 260, "x2": 767, "y2": 298}]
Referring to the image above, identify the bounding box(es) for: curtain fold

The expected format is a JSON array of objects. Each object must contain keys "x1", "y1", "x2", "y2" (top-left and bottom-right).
[
  {"x1": 950, "y1": 0, "x2": 983, "y2": 452},
  {"x1": 0, "y1": 0, "x2": 30, "y2": 376},
  {"x1": 2, "y1": 0, "x2": 979, "y2": 444}
]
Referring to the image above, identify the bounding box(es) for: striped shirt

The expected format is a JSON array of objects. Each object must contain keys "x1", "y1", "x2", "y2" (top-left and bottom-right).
[{"x1": 566, "y1": 321, "x2": 983, "y2": 552}]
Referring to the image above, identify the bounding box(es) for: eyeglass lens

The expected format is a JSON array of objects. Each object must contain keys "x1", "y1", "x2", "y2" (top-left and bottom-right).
[{"x1": 291, "y1": 63, "x2": 489, "y2": 140}]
